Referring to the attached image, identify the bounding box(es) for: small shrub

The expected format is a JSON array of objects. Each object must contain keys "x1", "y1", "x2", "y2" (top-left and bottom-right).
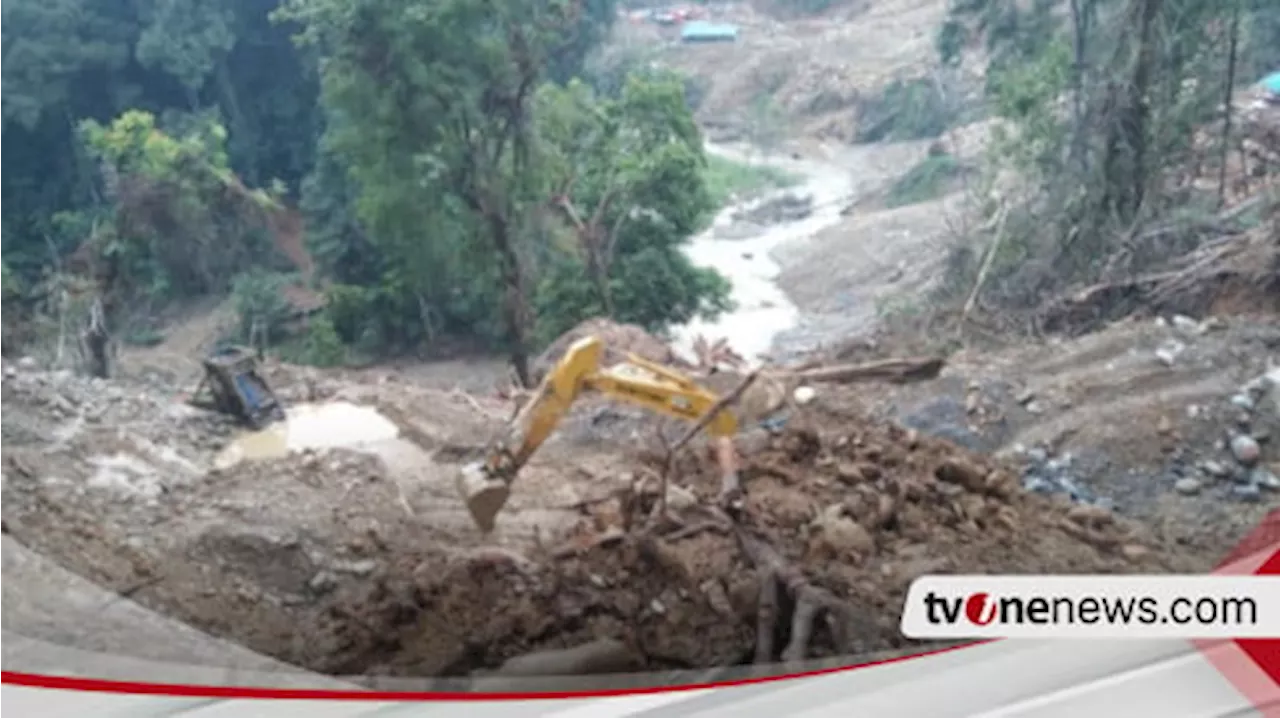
[
  {"x1": 856, "y1": 77, "x2": 956, "y2": 143},
  {"x1": 701, "y1": 155, "x2": 801, "y2": 212},
  {"x1": 885, "y1": 153, "x2": 966, "y2": 208},
  {"x1": 230, "y1": 270, "x2": 295, "y2": 345},
  {"x1": 300, "y1": 314, "x2": 346, "y2": 367}
]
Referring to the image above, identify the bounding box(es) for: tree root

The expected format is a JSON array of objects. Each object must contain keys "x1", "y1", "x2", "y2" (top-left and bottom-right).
[
  {"x1": 734, "y1": 526, "x2": 851, "y2": 664},
  {"x1": 475, "y1": 638, "x2": 645, "y2": 678},
  {"x1": 664, "y1": 519, "x2": 730, "y2": 543}
]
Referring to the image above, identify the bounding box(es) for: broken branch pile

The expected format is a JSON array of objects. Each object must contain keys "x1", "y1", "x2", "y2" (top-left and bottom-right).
[{"x1": 1039, "y1": 191, "x2": 1279, "y2": 335}]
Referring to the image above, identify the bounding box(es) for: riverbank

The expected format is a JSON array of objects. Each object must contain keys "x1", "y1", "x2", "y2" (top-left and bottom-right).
[{"x1": 670, "y1": 141, "x2": 857, "y2": 366}]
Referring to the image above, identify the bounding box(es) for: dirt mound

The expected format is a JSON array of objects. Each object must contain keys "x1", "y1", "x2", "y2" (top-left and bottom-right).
[
  {"x1": 344, "y1": 397, "x2": 1193, "y2": 677},
  {"x1": 0, "y1": 356, "x2": 1206, "y2": 680},
  {"x1": 534, "y1": 319, "x2": 686, "y2": 379}
]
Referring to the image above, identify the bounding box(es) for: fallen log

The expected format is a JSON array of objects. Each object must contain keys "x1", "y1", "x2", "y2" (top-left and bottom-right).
[
  {"x1": 1038, "y1": 230, "x2": 1278, "y2": 334},
  {"x1": 790, "y1": 356, "x2": 945, "y2": 385},
  {"x1": 475, "y1": 638, "x2": 644, "y2": 678}
]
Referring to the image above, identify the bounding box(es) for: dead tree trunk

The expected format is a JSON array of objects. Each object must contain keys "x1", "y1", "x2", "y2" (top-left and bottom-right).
[
  {"x1": 585, "y1": 242, "x2": 616, "y2": 317},
  {"x1": 553, "y1": 191, "x2": 621, "y2": 317},
  {"x1": 1100, "y1": 0, "x2": 1165, "y2": 222},
  {"x1": 1068, "y1": 0, "x2": 1098, "y2": 173},
  {"x1": 488, "y1": 211, "x2": 534, "y2": 388},
  {"x1": 81, "y1": 297, "x2": 111, "y2": 379},
  {"x1": 1218, "y1": 0, "x2": 1242, "y2": 207}
]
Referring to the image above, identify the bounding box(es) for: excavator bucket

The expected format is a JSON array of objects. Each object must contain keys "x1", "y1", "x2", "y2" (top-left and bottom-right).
[{"x1": 456, "y1": 461, "x2": 510, "y2": 534}]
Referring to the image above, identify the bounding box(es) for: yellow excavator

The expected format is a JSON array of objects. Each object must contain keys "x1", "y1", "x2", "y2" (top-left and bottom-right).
[{"x1": 455, "y1": 335, "x2": 783, "y2": 533}]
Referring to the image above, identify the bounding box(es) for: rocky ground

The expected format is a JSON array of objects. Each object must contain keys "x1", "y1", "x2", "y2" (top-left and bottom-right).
[
  {"x1": 845, "y1": 314, "x2": 1280, "y2": 550},
  {"x1": 0, "y1": 336, "x2": 1234, "y2": 679},
  {"x1": 617, "y1": 0, "x2": 957, "y2": 143}
]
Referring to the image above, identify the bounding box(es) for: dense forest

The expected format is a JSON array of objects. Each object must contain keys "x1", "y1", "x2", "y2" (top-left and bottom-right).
[
  {"x1": 2, "y1": 0, "x2": 1278, "y2": 383},
  {"x1": 1, "y1": 0, "x2": 739, "y2": 383}
]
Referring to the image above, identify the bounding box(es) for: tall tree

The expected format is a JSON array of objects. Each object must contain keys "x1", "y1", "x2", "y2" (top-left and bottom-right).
[
  {"x1": 282, "y1": 0, "x2": 618, "y2": 384},
  {"x1": 538, "y1": 72, "x2": 710, "y2": 317}
]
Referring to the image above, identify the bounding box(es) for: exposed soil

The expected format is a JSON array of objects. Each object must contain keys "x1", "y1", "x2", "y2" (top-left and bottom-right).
[
  {"x1": 6, "y1": 1, "x2": 1278, "y2": 688},
  {"x1": 0, "y1": 340, "x2": 1230, "y2": 679},
  {"x1": 618, "y1": 0, "x2": 956, "y2": 142},
  {"x1": 823, "y1": 314, "x2": 1280, "y2": 557}
]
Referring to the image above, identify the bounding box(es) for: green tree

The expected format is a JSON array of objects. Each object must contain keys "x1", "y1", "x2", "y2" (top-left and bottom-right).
[
  {"x1": 937, "y1": 0, "x2": 1272, "y2": 309},
  {"x1": 79, "y1": 109, "x2": 288, "y2": 310},
  {"x1": 134, "y1": 0, "x2": 236, "y2": 100},
  {"x1": 281, "y1": 0, "x2": 619, "y2": 384},
  {"x1": 230, "y1": 268, "x2": 294, "y2": 345},
  {"x1": 536, "y1": 71, "x2": 728, "y2": 326},
  {"x1": 300, "y1": 313, "x2": 345, "y2": 366},
  {"x1": 0, "y1": 0, "x2": 319, "y2": 362}
]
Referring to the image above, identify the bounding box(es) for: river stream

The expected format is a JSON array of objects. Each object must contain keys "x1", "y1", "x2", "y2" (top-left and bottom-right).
[{"x1": 669, "y1": 142, "x2": 853, "y2": 367}]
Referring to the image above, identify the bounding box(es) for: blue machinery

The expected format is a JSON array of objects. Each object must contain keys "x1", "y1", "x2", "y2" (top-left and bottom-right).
[{"x1": 189, "y1": 346, "x2": 286, "y2": 430}]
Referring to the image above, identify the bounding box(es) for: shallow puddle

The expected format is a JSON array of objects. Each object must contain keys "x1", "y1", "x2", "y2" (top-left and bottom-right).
[{"x1": 214, "y1": 401, "x2": 401, "y2": 469}]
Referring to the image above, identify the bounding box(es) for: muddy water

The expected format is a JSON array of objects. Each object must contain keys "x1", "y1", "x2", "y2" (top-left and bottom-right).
[
  {"x1": 214, "y1": 401, "x2": 401, "y2": 469},
  {"x1": 670, "y1": 142, "x2": 854, "y2": 367},
  {"x1": 213, "y1": 401, "x2": 583, "y2": 544}
]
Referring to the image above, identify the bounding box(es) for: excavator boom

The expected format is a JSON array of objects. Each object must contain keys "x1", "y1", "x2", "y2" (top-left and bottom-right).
[{"x1": 456, "y1": 335, "x2": 740, "y2": 533}]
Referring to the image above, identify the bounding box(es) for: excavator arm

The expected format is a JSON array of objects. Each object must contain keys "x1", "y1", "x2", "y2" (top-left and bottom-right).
[{"x1": 456, "y1": 335, "x2": 740, "y2": 533}]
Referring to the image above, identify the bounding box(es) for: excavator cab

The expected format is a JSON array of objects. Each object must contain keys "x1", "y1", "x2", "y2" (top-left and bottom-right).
[{"x1": 189, "y1": 345, "x2": 286, "y2": 430}]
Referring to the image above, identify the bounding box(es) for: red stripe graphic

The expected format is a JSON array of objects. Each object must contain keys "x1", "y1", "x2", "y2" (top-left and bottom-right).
[
  {"x1": 1237, "y1": 548, "x2": 1280, "y2": 687},
  {"x1": 1, "y1": 642, "x2": 988, "y2": 700},
  {"x1": 1196, "y1": 508, "x2": 1280, "y2": 716},
  {"x1": 3, "y1": 511, "x2": 1277, "y2": 702}
]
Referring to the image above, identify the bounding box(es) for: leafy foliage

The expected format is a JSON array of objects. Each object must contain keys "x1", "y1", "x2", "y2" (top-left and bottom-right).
[
  {"x1": 79, "y1": 109, "x2": 281, "y2": 303},
  {"x1": 1, "y1": 0, "x2": 756, "y2": 375},
  {"x1": 229, "y1": 269, "x2": 294, "y2": 343},
  {"x1": 885, "y1": 151, "x2": 966, "y2": 208},
  {"x1": 275, "y1": 0, "x2": 736, "y2": 376},
  {"x1": 701, "y1": 155, "x2": 800, "y2": 211},
  {"x1": 855, "y1": 77, "x2": 959, "y2": 143},
  {"x1": 298, "y1": 313, "x2": 345, "y2": 367},
  {"x1": 936, "y1": 0, "x2": 1278, "y2": 312},
  {"x1": 134, "y1": 0, "x2": 236, "y2": 93}
]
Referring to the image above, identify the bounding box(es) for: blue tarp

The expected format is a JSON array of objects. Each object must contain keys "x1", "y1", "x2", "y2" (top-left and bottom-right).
[
  {"x1": 1262, "y1": 72, "x2": 1280, "y2": 95},
  {"x1": 681, "y1": 21, "x2": 739, "y2": 42}
]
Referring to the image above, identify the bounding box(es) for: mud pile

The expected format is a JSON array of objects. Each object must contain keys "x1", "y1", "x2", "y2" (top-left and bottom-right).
[
  {"x1": 1, "y1": 357, "x2": 1199, "y2": 680},
  {"x1": 533, "y1": 318, "x2": 689, "y2": 378},
  {"x1": 315, "y1": 393, "x2": 1204, "y2": 678}
]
